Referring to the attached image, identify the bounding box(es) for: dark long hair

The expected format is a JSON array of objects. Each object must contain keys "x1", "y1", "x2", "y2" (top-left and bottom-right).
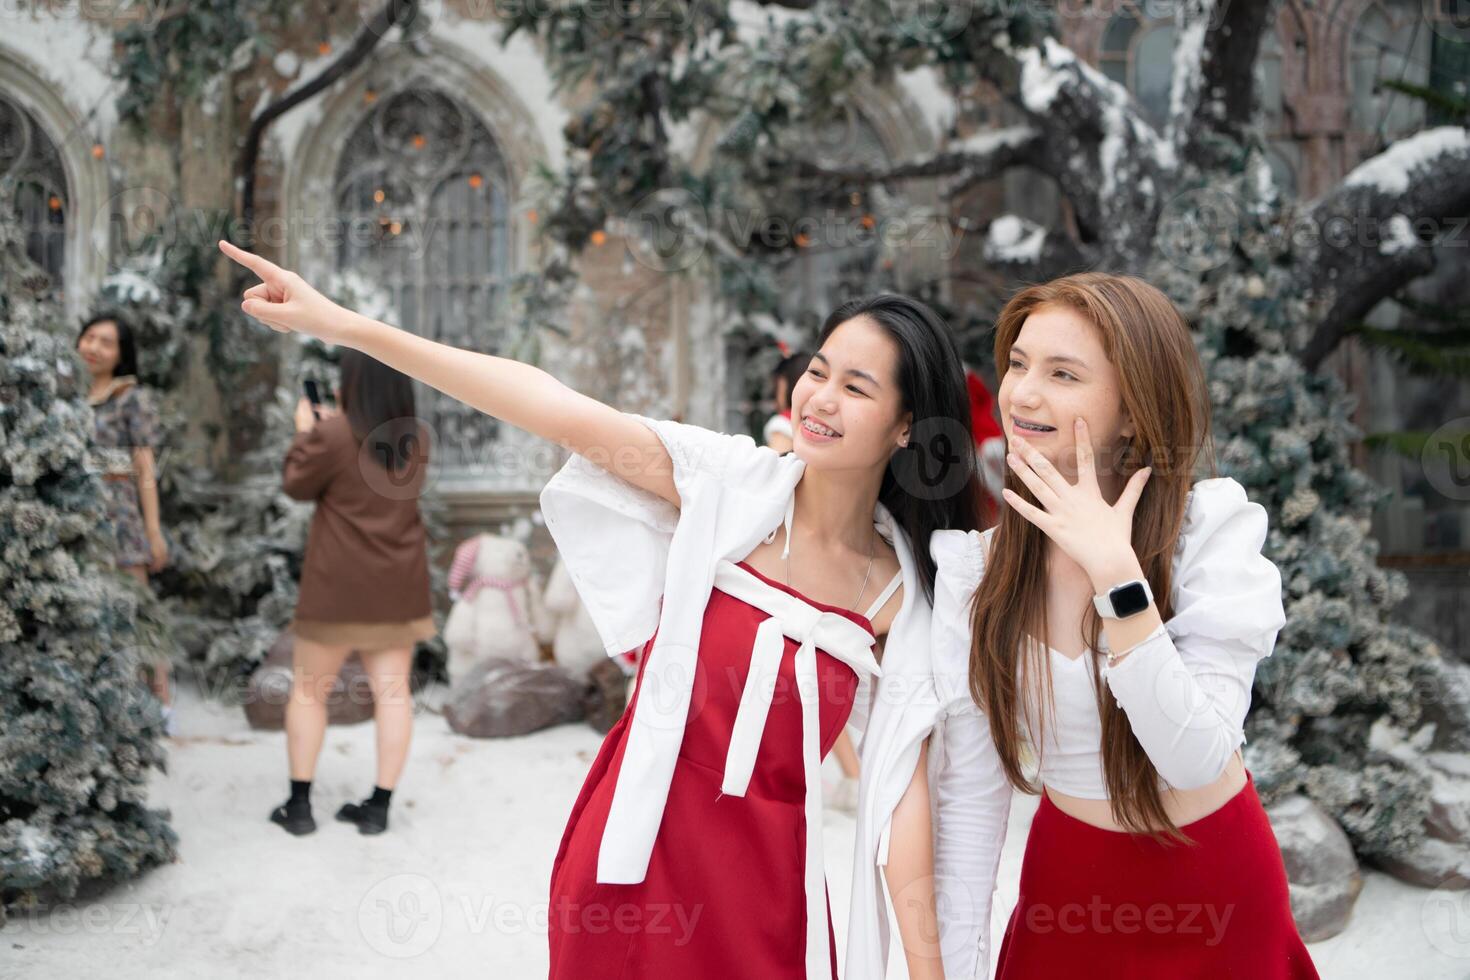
[
  {"x1": 772, "y1": 350, "x2": 810, "y2": 412},
  {"x1": 817, "y1": 293, "x2": 984, "y2": 606},
  {"x1": 78, "y1": 312, "x2": 139, "y2": 378},
  {"x1": 338, "y1": 349, "x2": 422, "y2": 472}
]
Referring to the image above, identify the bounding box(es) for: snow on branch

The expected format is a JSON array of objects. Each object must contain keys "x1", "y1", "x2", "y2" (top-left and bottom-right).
[
  {"x1": 1167, "y1": 0, "x2": 1273, "y2": 167},
  {"x1": 1298, "y1": 127, "x2": 1470, "y2": 369},
  {"x1": 981, "y1": 213, "x2": 1094, "y2": 280},
  {"x1": 984, "y1": 215, "x2": 1045, "y2": 262},
  {"x1": 1342, "y1": 127, "x2": 1470, "y2": 196},
  {"x1": 988, "y1": 34, "x2": 1173, "y2": 264},
  {"x1": 1166, "y1": 0, "x2": 1211, "y2": 144}
]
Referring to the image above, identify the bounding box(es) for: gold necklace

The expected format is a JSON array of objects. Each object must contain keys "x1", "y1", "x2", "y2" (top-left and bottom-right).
[{"x1": 785, "y1": 505, "x2": 878, "y2": 609}]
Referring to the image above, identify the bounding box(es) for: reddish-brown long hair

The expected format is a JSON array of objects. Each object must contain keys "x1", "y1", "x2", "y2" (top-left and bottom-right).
[{"x1": 968, "y1": 272, "x2": 1215, "y2": 840}]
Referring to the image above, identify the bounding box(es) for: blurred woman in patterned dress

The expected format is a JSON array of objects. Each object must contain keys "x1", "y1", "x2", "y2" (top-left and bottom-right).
[{"x1": 78, "y1": 313, "x2": 174, "y2": 733}]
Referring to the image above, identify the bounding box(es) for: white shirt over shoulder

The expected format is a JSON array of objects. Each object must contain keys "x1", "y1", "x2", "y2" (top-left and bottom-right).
[
  {"x1": 925, "y1": 477, "x2": 1287, "y2": 980},
  {"x1": 537, "y1": 413, "x2": 939, "y2": 980}
]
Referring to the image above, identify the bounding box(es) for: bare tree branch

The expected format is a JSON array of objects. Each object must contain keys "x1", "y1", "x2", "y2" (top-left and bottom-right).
[
  {"x1": 236, "y1": 0, "x2": 419, "y2": 228},
  {"x1": 1297, "y1": 127, "x2": 1470, "y2": 370},
  {"x1": 791, "y1": 125, "x2": 1043, "y2": 196}
]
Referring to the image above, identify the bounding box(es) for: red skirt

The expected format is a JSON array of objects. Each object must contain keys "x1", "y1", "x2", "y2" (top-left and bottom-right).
[{"x1": 996, "y1": 771, "x2": 1320, "y2": 979}]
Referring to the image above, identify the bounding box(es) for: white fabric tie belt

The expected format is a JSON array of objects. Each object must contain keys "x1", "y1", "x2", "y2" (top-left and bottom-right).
[{"x1": 712, "y1": 558, "x2": 885, "y2": 980}]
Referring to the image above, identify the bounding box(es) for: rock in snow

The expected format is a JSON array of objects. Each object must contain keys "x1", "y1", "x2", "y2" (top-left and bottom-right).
[{"x1": 1267, "y1": 793, "x2": 1364, "y2": 941}]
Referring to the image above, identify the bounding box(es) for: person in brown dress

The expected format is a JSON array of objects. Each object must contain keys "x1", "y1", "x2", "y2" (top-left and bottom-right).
[
  {"x1": 78, "y1": 314, "x2": 174, "y2": 733},
  {"x1": 269, "y1": 349, "x2": 435, "y2": 837}
]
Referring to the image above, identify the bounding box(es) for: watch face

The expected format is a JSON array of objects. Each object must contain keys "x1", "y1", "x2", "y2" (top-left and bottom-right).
[{"x1": 1110, "y1": 582, "x2": 1151, "y2": 618}]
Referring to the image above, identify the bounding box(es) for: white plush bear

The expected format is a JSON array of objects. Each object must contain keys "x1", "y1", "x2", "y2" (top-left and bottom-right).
[
  {"x1": 542, "y1": 558, "x2": 608, "y2": 681},
  {"x1": 443, "y1": 534, "x2": 551, "y2": 683}
]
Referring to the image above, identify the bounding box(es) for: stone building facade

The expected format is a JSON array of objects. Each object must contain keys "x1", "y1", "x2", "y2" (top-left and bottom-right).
[{"x1": 3, "y1": 1, "x2": 1467, "y2": 641}]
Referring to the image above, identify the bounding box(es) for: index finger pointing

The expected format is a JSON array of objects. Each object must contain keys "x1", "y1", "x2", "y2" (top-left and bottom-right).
[{"x1": 218, "y1": 239, "x2": 280, "y2": 281}]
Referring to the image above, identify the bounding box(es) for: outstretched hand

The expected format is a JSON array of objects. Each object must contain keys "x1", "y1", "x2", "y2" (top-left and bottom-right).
[
  {"x1": 1001, "y1": 416, "x2": 1151, "y2": 589},
  {"x1": 218, "y1": 240, "x2": 354, "y2": 345}
]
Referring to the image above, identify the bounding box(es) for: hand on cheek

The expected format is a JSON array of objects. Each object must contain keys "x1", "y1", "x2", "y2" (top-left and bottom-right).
[{"x1": 1002, "y1": 417, "x2": 1151, "y2": 589}]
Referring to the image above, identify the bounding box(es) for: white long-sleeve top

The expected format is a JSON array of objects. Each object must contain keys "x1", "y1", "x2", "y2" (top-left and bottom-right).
[
  {"x1": 537, "y1": 413, "x2": 939, "y2": 980},
  {"x1": 926, "y1": 477, "x2": 1286, "y2": 980}
]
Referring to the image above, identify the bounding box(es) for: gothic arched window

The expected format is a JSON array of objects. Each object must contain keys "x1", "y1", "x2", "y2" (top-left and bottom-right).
[
  {"x1": 0, "y1": 93, "x2": 68, "y2": 291},
  {"x1": 1100, "y1": 12, "x2": 1176, "y2": 129},
  {"x1": 1100, "y1": 13, "x2": 1301, "y2": 137},
  {"x1": 333, "y1": 86, "x2": 511, "y2": 470},
  {"x1": 1101, "y1": 13, "x2": 1298, "y2": 190},
  {"x1": 1349, "y1": 0, "x2": 1433, "y2": 143}
]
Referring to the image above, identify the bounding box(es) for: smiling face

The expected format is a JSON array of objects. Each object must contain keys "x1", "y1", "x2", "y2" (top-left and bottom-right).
[
  {"x1": 77, "y1": 319, "x2": 121, "y2": 379},
  {"x1": 789, "y1": 315, "x2": 912, "y2": 472},
  {"x1": 998, "y1": 303, "x2": 1135, "y2": 488}
]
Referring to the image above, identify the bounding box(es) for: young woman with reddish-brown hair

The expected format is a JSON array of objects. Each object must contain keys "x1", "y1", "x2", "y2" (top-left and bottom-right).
[{"x1": 928, "y1": 272, "x2": 1318, "y2": 978}]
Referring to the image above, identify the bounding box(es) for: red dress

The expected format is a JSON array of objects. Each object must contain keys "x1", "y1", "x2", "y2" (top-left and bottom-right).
[
  {"x1": 548, "y1": 561, "x2": 871, "y2": 979},
  {"x1": 996, "y1": 771, "x2": 1320, "y2": 978}
]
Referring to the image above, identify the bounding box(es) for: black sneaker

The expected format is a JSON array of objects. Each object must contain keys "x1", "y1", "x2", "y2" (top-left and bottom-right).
[
  {"x1": 269, "y1": 802, "x2": 316, "y2": 836},
  {"x1": 335, "y1": 800, "x2": 388, "y2": 835}
]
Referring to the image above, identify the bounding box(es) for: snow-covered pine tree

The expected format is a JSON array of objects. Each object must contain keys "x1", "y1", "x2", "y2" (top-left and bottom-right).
[{"x1": 0, "y1": 190, "x2": 176, "y2": 924}]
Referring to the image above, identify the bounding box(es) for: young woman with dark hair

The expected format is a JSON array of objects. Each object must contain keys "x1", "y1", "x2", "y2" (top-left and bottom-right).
[
  {"x1": 928, "y1": 272, "x2": 1317, "y2": 978},
  {"x1": 270, "y1": 347, "x2": 434, "y2": 837},
  {"x1": 78, "y1": 313, "x2": 174, "y2": 730},
  {"x1": 219, "y1": 239, "x2": 980, "y2": 980},
  {"x1": 767, "y1": 347, "x2": 867, "y2": 811}
]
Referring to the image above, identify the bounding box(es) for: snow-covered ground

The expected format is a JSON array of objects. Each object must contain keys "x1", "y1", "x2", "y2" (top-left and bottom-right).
[{"x1": 10, "y1": 678, "x2": 1470, "y2": 979}]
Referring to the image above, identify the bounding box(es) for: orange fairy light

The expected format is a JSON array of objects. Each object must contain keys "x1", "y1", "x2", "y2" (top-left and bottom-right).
[
  {"x1": 590, "y1": 229, "x2": 607, "y2": 246},
  {"x1": 468, "y1": 173, "x2": 483, "y2": 189},
  {"x1": 48, "y1": 195, "x2": 62, "y2": 211},
  {"x1": 373, "y1": 188, "x2": 386, "y2": 204},
  {"x1": 794, "y1": 232, "x2": 811, "y2": 247},
  {"x1": 527, "y1": 208, "x2": 538, "y2": 223},
  {"x1": 91, "y1": 143, "x2": 105, "y2": 159},
  {"x1": 318, "y1": 42, "x2": 332, "y2": 55},
  {"x1": 411, "y1": 134, "x2": 426, "y2": 150},
  {"x1": 860, "y1": 214, "x2": 875, "y2": 229}
]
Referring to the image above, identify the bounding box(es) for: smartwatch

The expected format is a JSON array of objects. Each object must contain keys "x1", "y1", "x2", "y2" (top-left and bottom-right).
[{"x1": 1093, "y1": 579, "x2": 1154, "y2": 619}]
